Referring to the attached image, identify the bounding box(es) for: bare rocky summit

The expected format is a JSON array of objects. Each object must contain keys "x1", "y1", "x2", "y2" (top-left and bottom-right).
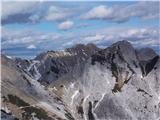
[{"x1": 1, "y1": 41, "x2": 160, "y2": 120}]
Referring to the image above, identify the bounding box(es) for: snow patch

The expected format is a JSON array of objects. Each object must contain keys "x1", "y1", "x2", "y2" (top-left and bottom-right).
[
  {"x1": 71, "y1": 90, "x2": 79, "y2": 105},
  {"x1": 33, "y1": 65, "x2": 41, "y2": 80},
  {"x1": 83, "y1": 52, "x2": 87, "y2": 56},
  {"x1": 94, "y1": 93, "x2": 106, "y2": 109},
  {"x1": 158, "y1": 95, "x2": 160, "y2": 101},
  {"x1": 83, "y1": 95, "x2": 90, "y2": 120},
  {"x1": 70, "y1": 82, "x2": 75, "y2": 88},
  {"x1": 1, "y1": 106, "x2": 11, "y2": 114},
  {"x1": 63, "y1": 85, "x2": 68, "y2": 92},
  {"x1": 91, "y1": 101, "x2": 98, "y2": 120},
  {"x1": 6, "y1": 55, "x2": 12, "y2": 59},
  {"x1": 27, "y1": 60, "x2": 41, "y2": 80},
  {"x1": 53, "y1": 87, "x2": 57, "y2": 91}
]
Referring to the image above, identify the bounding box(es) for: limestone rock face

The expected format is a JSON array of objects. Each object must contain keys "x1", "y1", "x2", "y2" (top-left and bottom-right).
[
  {"x1": 15, "y1": 43, "x2": 100, "y2": 85},
  {"x1": 1, "y1": 41, "x2": 160, "y2": 120}
]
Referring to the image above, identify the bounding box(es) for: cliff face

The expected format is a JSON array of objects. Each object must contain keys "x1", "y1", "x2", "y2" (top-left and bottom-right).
[
  {"x1": 1, "y1": 41, "x2": 160, "y2": 120},
  {"x1": 15, "y1": 43, "x2": 100, "y2": 85},
  {"x1": 1, "y1": 55, "x2": 74, "y2": 120}
]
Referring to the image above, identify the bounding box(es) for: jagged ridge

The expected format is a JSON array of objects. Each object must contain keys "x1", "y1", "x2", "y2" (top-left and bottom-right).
[{"x1": 1, "y1": 40, "x2": 160, "y2": 120}]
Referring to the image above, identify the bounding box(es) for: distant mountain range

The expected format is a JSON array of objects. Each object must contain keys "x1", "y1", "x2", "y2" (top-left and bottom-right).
[{"x1": 1, "y1": 41, "x2": 160, "y2": 120}]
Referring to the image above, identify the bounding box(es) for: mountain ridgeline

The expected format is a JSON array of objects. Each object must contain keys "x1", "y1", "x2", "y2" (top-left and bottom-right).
[{"x1": 1, "y1": 41, "x2": 160, "y2": 120}]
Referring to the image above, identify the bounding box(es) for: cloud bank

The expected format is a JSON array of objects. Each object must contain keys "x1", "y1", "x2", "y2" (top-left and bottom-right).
[
  {"x1": 2, "y1": 1, "x2": 159, "y2": 24},
  {"x1": 81, "y1": 2, "x2": 159, "y2": 23}
]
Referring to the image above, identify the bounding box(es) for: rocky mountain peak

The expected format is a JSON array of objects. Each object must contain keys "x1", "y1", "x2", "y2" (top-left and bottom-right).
[
  {"x1": 65, "y1": 43, "x2": 100, "y2": 55},
  {"x1": 111, "y1": 40, "x2": 132, "y2": 47},
  {"x1": 24, "y1": 43, "x2": 100, "y2": 84},
  {"x1": 136, "y1": 47, "x2": 158, "y2": 61},
  {"x1": 1, "y1": 41, "x2": 160, "y2": 120}
]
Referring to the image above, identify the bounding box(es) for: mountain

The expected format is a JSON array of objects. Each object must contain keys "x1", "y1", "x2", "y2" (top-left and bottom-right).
[
  {"x1": 15, "y1": 43, "x2": 100, "y2": 85},
  {"x1": 1, "y1": 55, "x2": 74, "y2": 120},
  {"x1": 1, "y1": 41, "x2": 160, "y2": 120}
]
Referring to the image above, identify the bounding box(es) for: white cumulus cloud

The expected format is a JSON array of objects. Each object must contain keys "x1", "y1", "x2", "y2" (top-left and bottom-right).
[
  {"x1": 81, "y1": 2, "x2": 159, "y2": 22},
  {"x1": 45, "y1": 6, "x2": 73, "y2": 21},
  {"x1": 84, "y1": 34, "x2": 105, "y2": 42},
  {"x1": 58, "y1": 20, "x2": 74, "y2": 30},
  {"x1": 81, "y1": 5, "x2": 112, "y2": 19},
  {"x1": 27, "y1": 44, "x2": 36, "y2": 49},
  {"x1": 2, "y1": 1, "x2": 38, "y2": 20}
]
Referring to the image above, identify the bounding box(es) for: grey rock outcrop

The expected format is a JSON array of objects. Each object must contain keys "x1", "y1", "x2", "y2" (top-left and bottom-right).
[{"x1": 1, "y1": 41, "x2": 160, "y2": 120}]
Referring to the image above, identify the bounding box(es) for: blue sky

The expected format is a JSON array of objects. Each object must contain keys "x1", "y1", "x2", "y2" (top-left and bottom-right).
[{"x1": 1, "y1": 1, "x2": 160, "y2": 59}]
